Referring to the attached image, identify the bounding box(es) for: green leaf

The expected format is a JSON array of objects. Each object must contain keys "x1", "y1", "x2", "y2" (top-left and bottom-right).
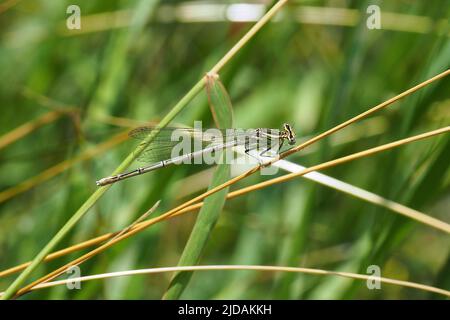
[
  {"x1": 162, "y1": 161, "x2": 230, "y2": 299},
  {"x1": 163, "y1": 76, "x2": 234, "y2": 299}
]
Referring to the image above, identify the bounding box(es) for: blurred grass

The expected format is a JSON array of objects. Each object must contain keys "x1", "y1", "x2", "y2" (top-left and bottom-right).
[{"x1": 0, "y1": 0, "x2": 449, "y2": 299}]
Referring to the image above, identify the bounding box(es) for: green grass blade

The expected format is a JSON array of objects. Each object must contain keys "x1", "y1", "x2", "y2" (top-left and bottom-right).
[
  {"x1": 163, "y1": 77, "x2": 234, "y2": 299},
  {"x1": 206, "y1": 73, "x2": 234, "y2": 129},
  {"x1": 1, "y1": 0, "x2": 287, "y2": 299}
]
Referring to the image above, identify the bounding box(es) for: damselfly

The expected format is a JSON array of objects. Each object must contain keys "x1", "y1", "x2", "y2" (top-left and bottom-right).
[{"x1": 96, "y1": 123, "x2": 296, "y2": 186}]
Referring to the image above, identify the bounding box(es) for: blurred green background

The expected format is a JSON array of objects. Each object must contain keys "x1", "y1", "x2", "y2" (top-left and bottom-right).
[{"x1": 0, "y1": 0, "x2": 449, "y2": 299}]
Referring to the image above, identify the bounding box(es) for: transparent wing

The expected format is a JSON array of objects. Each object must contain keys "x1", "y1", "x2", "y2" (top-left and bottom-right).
[
  {"x1": 134, "y1": 141, "x2": 185, "y2": 163},
  {"x1": 130, "y1": 127, "x2": 226, "y2": 163},
  {"x1": 129, "y1": 127, "x2": 196, "y2": 141}
]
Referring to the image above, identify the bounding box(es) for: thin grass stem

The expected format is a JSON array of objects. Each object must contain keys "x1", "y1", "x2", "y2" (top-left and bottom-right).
[{"x1": 3, "y1": 265, "x2": 448, "y2": 298}]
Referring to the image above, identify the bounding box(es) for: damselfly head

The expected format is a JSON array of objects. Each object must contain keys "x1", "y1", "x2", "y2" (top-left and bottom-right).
[{"x1": 283, "y1": 123, "x2": 296, "y2": 145}]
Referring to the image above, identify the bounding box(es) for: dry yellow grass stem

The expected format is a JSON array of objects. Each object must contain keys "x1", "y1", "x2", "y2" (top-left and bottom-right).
[
  {"x1": 93, "y1": 114, "x2": 157, "y2": 128},
  {"x1": 0, "y1": 1, "x2": 316, "y2": 300},
  {"x1": 110, "y1": 69, "x2": 450, "y2": 246},
  {"x1": 0, "y1": 233, "x2": 116, "y2": 278},
  {"x1": 210, "y1": 0, "x2": 288, "y2": 74},
  {"x1": 231, "y1": 127, "x2": 450, "y2": 233}
]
